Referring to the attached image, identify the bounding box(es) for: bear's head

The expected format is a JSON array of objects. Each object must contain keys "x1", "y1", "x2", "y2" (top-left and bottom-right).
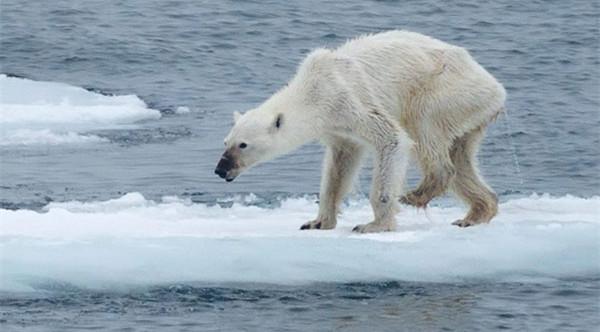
[
  {"x1": 214, "y1": 93, "x2": 317, "y2": 182},
  {"x1": 215, "y1": 49, "x2": 337, "y2": 182}
]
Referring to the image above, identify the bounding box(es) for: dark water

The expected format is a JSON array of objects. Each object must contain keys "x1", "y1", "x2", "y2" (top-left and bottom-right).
[
  {"x1": 2, "y1": 279, "x2": 599, "y2": 332},
  {"x1": 1, "y1": 0, "x2": 599, "y2": 209},
  {"x1": 1, "y1": 0, "x2": 599, "y2": 331}
]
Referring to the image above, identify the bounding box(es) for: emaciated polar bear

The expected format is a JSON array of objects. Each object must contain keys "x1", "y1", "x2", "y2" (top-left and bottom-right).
[{"x1": 215, "y1": 30, "x2": 505, "y2": 233}]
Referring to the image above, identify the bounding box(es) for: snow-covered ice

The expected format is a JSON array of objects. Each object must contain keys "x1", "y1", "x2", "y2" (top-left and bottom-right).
[
  {"x1": 0, "y1": 74, "x2": 160, "y2": 145},
  {"x1": 175, "y1": 106, "x2": 191, "y2": 114},
  {"x1": 1, "y1": 193, "x2": 598, "y2": 291}
]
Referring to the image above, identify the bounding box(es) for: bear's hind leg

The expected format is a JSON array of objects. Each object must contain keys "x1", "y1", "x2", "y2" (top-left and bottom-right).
[
  {"x1": 449, "y1": 126, "x2": 498, "y2": 227},
  {"x1": 400, "y1": 143, "x2": 456, "y2": 208},
  {"x1": 301, "y1": 140, "x2": 364, "y2": 230}
]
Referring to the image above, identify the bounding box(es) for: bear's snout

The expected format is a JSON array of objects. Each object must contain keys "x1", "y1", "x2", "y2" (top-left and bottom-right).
[
  {"x1": 214, "y1": 166, "x2": 227, "y2": 179},
  {"x1": 215, "y1": 153, "x2": 236, "y2": 182}
]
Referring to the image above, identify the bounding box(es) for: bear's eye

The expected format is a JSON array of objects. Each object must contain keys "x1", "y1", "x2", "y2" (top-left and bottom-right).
[
  {"x1": 239, "y1": 142, "x2": 247, "y2": 149},
  {"x1": 275, "y1": 114, "x2": 282, "y2": 129}
]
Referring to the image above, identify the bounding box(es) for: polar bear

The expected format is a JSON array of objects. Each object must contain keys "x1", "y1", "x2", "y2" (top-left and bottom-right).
[{"x1": 215, "y1": 30, "x2": 505, "y2": 232}]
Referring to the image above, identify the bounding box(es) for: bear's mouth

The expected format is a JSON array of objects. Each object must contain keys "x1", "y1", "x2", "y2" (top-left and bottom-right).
[
  {"x1": 214, "y1": 170, "x2": 236, "y2": 182},
  {"x1": 214, "y1": 168, "x2": 239, "y2": 182},
  {"x1": 215, "y1": 150, "x2": 243, "y2": 183}
]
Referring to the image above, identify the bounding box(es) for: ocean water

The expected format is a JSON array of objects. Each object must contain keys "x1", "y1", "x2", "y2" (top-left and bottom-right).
[{"x1": 1, "y1": 0, "x2": 599, "y2": 331}]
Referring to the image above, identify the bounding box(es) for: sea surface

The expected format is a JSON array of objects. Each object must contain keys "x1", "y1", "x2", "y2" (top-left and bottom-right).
[{"x1": 1, "y1": 0, "x2": 599, "y2": 331}]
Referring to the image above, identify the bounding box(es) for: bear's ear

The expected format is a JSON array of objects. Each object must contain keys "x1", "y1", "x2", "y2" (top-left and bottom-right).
[
  {"x1": 233, "y1": 111, "x2": 242, "y2": 124},
  {"x1": 274, "y1": 114, "x2": 283, "y2": 129}
]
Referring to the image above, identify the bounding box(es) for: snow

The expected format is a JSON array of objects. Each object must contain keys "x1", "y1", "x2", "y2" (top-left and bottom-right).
[
  {"x1": 0, "y1": 74, "x2": 160, "y2": 145},
  {"x1": 1, "y1": 193, "x2": 598, "y2": 291},
  {"x1": 0, "y1": 129, "x2": 108, "y2": 146},
  {"x1": 175, "y1": 106, "x2": 191, "y2": 114}
]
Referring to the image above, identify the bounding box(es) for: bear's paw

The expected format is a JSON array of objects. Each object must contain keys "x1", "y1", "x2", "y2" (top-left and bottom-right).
[
  {"x1": 300, "y1": 219, "x2": 336, "y2": 230},
  {"x1": 352, "y1": 221, "x2": 396, "y2": 233}
]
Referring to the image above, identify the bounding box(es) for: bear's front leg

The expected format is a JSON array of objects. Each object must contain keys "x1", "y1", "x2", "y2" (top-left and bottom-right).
[
  {"x1": 300, "y1": 140, "x2": 364, "y2": 230},
  {"x1": 352, "y1": 130, "x2": 411, "y2": 233}
]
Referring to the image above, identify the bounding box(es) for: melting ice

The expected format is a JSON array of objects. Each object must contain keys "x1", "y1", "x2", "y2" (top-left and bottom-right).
[
  {"x1": 0, "y1": 74, "x2": 160, "y2": 145},
  {"x1": 1, "y1": 193, "x2": 598, "y2": 291}
]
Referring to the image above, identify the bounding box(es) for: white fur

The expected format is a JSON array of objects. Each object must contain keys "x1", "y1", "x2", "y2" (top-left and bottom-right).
[{"x1": 222, "y1": 30, "x2": 506, "y2": 232}]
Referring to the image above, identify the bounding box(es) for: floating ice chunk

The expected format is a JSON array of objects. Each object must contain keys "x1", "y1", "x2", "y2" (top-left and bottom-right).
[
  {"x1": 0, "y1": 129, "x2": 108, "y2": 146},
  {"x1": 175, "y1": 106, "x2": 191, "y2": 114},
  {"x1": 0, "y1": 74, "x2": 160, "y2": 145},
  {"x1": 0, "y1": 193, "x2": 598, "y2": 290}
]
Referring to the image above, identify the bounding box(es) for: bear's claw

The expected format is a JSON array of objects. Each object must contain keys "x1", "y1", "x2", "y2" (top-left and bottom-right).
[
  {"x1": 452, "y1": 219, "x2": 487, "y2": 227},
  {"x1": 352, "y1": 221, "x2": 396, "y2": 233},
  {"x1": 300, "y1": 221, "x2": 320, "y2": 230},
  {"x1": 300, "y1": 220, "x2": 334, "y2": 230},
  {"x1": 452, "y1": 220, "x2": 472, "y2": 228}
]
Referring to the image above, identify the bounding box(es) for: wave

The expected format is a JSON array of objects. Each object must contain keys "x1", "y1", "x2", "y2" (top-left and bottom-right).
[
  {"x1": 0, "y1": 74, "x2": 160, "y2": 145},
  {"x1": 0, "y1": 193, "x2": 598, "y2": 291}
]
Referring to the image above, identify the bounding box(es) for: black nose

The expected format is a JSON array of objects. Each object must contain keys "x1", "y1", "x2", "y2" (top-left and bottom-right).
[
  {"x1": 215, "y1": 154, "x2": 234, "y2": 180},
  {"x1": 214, "y1": 167, "x2": 227, "y2": 179}
]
